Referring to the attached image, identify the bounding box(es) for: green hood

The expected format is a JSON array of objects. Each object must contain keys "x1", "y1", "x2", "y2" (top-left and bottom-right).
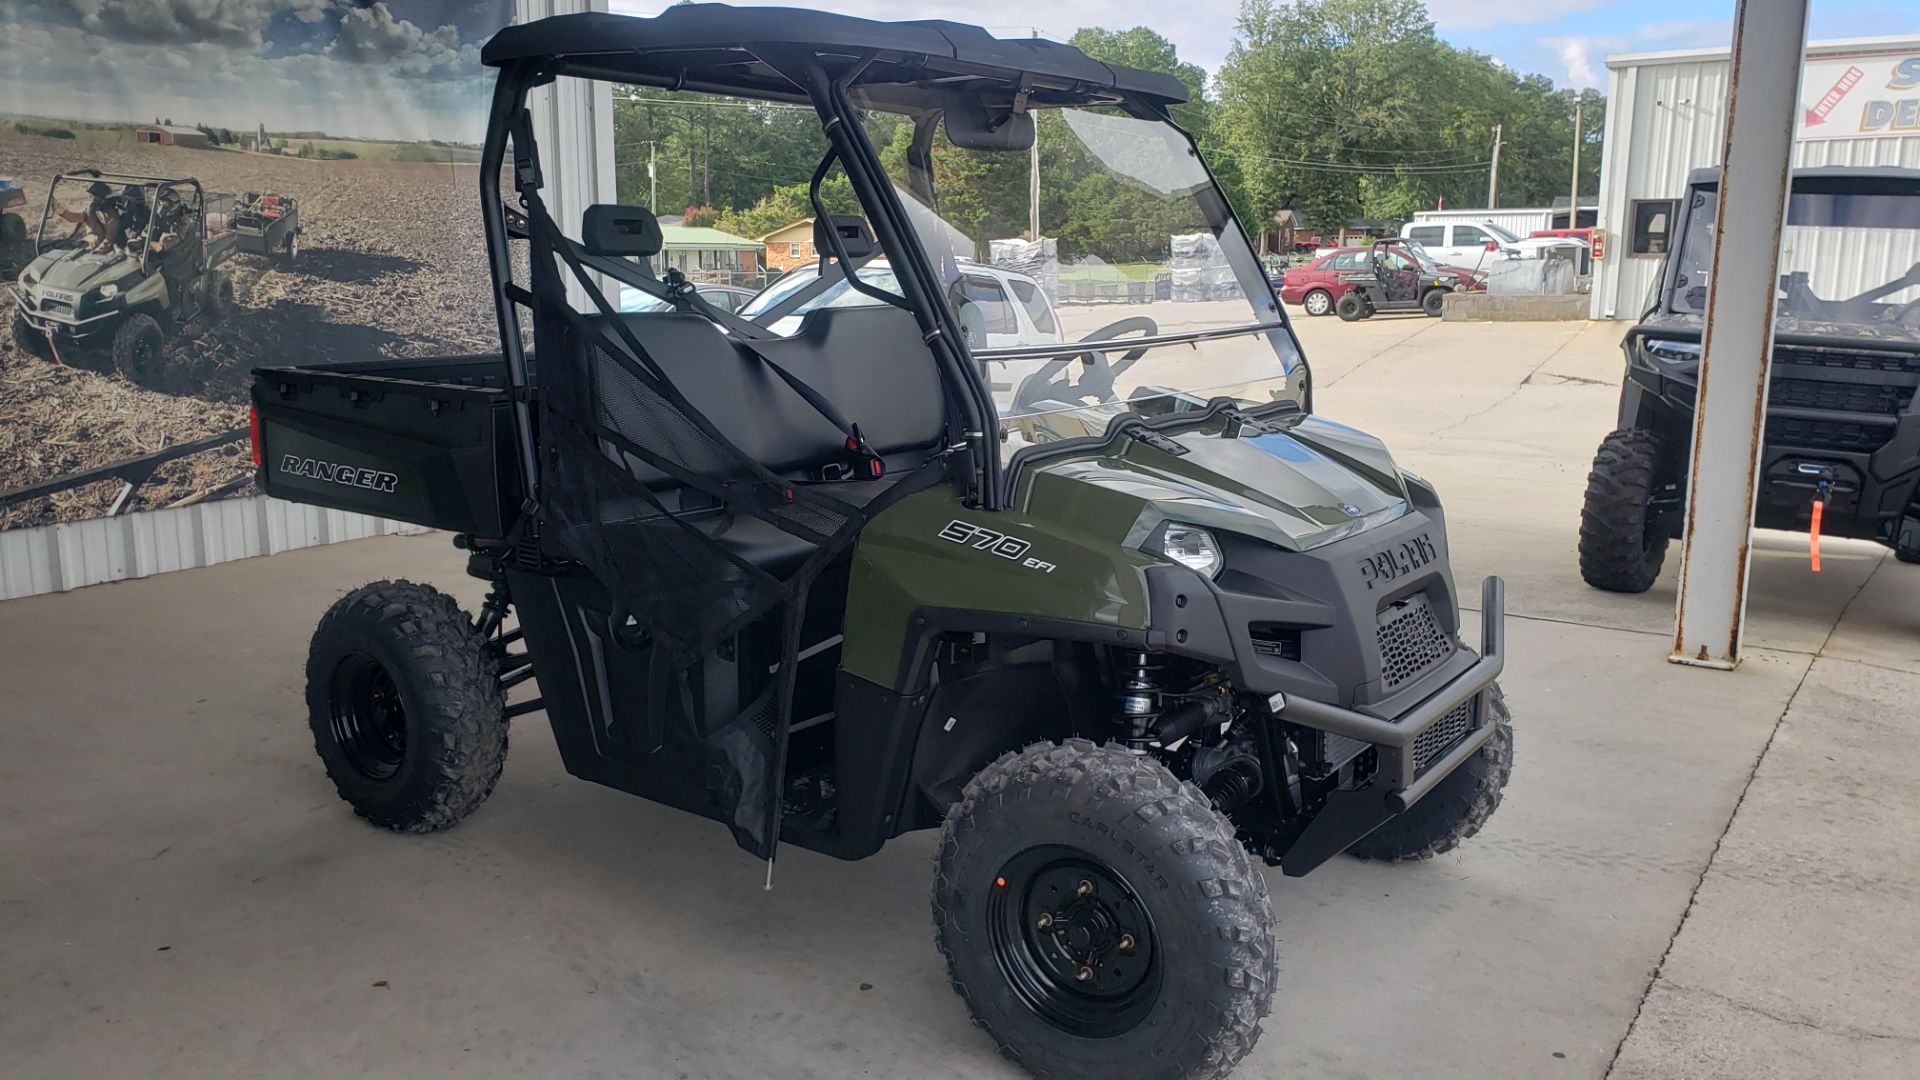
[
  {"x1": 1016, "y1": 412, "x2": 1411, "y2": 553},
  {"x1": 24, "y1": 247, "x2": 139, "y2": 295}
]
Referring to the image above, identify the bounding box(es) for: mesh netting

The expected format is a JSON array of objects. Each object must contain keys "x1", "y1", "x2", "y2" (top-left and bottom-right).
[{"x1": 512, "y1": 183, "x2": 943, "y2": 861}]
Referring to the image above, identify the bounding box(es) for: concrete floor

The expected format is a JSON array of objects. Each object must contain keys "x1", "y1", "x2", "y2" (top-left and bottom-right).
[{"x1": 3, "y1": 315, "x2": 1916, "y2": 1079}]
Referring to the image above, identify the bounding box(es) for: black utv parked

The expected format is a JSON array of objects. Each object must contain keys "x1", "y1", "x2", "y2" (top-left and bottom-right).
[
  {"x1": 1581, "y1": 166, "x2": 1920, "y2": 591},
  {"x1": 251, "y1": 9, "x2": 1516, "y2": 1078}
]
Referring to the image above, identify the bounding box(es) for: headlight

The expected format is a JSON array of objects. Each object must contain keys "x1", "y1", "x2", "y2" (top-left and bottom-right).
[
  {"x1": 18, "y1": 268, "x2": 33, "y2": 286},
  {"x1": 1644, "y1": 338, "x2": 1701, "y2": 364},
  {"x1": 97, "y1": 283, "x2": 118, "y2": 299},
  {"x1": 1151, "y1": 523, "x2": 1222, "y2": 578}
]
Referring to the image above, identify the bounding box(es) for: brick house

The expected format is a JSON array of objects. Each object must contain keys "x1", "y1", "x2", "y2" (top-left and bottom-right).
[{"x1": 758, "y1": 218, "x2": 816, "y2": 274}]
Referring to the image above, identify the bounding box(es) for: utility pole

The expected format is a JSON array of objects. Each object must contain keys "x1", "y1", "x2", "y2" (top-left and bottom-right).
[
  {"x1": 1487, "y1": 123, "x2": 1503, "y2": 208},
  {"x1": 647, "y1": 140, "x2": 658, "y2": 210},
  {"x1": 1029, "y1": 27, "x2": 1041, "y2": 241},
  {"x1": 1569, "y1": 101, "x2": 1583, "y2": 227}
]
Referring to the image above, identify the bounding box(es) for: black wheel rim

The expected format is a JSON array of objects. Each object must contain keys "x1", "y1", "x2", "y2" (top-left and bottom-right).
[
  {"x1": 130, "y1": 334, "x2": 157, "y2": 373},
  {"x1": 328, "y1": 652, "x2": 408, "y2": 781},
  {"x1": 987, "y1": 845, "x2": 1162, "y2": 1038}
]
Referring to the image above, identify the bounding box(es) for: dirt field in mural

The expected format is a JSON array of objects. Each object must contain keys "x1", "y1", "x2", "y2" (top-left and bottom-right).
[{"x1": 0, "y1": 127, "x2": 497, "y2": 528}]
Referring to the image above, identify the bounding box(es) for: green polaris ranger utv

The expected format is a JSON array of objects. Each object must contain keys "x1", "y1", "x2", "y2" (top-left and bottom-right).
[
  {"x1": 12, "y1": 170, "x2": 237, "y2": 383},
  {"x1": 250, "y1": 9, "x2": 1512, "y2": 1078}
]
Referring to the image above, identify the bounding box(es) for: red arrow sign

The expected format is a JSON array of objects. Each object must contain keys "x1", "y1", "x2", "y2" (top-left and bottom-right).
[{"x1": 1804, "y1": 65, "x2": 1865, "y2": 127}]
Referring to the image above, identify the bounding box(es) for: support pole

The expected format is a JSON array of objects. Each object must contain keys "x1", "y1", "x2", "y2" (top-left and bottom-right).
[
  {"x1": 1487, "y1": 123, "x2": 1502, "y2": 208},
  {"x1": 1669, "y1": 0, "x2": 1810, "y2": 670},
  {"x1": 1569, "y1": 101, "x2": 1582, "y2": 227}
]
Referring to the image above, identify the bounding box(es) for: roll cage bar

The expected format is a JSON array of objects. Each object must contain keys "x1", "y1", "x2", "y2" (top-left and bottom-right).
[
  {"x1": 38, "y1": 169, "x2": 209, "y2": 274},
  {"x1": 477, "y1": 9, "x2": 1304, "y2": 522}
]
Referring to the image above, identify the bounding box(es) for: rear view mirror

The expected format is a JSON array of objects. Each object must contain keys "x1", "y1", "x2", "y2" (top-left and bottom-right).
[
  {"x1": 944, "y1": 103, "x2": 1035, "y2": 152},
  {"x1": 582, "y1": 204, "x2": 662, "y2": 257},
  {"x1": 815, "y1": 215, "x2": 875, "y2": 260}
]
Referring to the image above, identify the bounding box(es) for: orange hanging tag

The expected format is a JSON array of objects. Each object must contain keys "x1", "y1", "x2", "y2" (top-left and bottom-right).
[{"x1": 1809, "y1": 499, "x2": 1824, "y2": 573}]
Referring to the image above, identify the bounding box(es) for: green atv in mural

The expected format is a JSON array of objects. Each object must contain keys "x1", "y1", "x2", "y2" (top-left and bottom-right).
[
  {"x1": 11, "y1": 170, "x2": 236, "y2": 384},
  {"x1": 249, "y1": 9, "x2": 1514, "y2": 1079}
]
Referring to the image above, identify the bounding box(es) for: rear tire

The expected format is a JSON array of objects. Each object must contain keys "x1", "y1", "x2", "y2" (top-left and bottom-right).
[
  {"x1": 305, "y1": 580, "x2": 507, "y2": 833},
  {"x1": 1579, "y1": 428, "x2": 1671, "y2": 593},
  {"x1": 201, "y1": 270, "x2": 236, "y2": 322},
  {"x1": 109, "y1": 313, "x2": 165, "y2": 384},
  {"x1": 1422, "y1": 288, "x2": 1449, "y2": 317},
  {"x1": 1335, "y1": 292, "x2": 1366, "y2": 321},
  {"x1": 934, "y1": 740, "x2": 1276, "y2": 1080},
  {"x1": 1302, "y1": 288, "x2": 1333, "y2": 316},
  {"x1": 11, "y1": 309, "x2": 52, "y2": 362},
  {"x1": 1347, "y1": 683, "x2": 1512, "y2": 862},
  {"x1": 282, "y1": 232, "x2": 300, "y2": 264}
]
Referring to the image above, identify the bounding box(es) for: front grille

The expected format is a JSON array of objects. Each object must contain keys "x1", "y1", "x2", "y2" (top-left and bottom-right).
[
  {"x1": 1769, "y1": 377, "x2": 1912, "y2": 416},
  {"x1": 1775, "y1": 346, "x2": 1920, "y2": 374},
  {"x1": 1767, "y1": 415, "x2": 1893, "y2": 453},
  {"x1": 37, "y1": 299, "x2": 74, "y2": 317},
  {"x1": 1376, "y1": 592, "x2": 1453, "y2": 691},
  {"x1": 1413, "y1": 699, "x2": 1476, "y2": 773}
]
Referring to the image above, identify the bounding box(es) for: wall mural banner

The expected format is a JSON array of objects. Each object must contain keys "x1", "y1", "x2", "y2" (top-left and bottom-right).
[{"x1": 0, "y1": 0, "x2": 512, "y2": 530}]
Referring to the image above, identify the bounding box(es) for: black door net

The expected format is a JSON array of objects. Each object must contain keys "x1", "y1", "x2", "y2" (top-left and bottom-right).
[{"x1": 515, "y1": 182, "x2": 945, "y2": 863}]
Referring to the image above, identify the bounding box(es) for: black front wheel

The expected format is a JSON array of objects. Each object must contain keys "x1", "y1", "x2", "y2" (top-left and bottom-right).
[
  {"x1": 109, "y1": 313, "x2": 165, "y2": 384},
  {"x1": 11, "y1": 309, "x2": 53, "y2": 362},
  {"x1": 1422, "y1": 288, "x2": 1449, "y2": 317},
  {"x1": 1348, "y1": 682, "x2": 1513, "y2": 862},
  {"x1": 306, "y1": 580, "x2": 507, "y2": 832},
  {"x1": 1579, "y1": 428, "x2": 1671, "y2": 592},
  {"x1": 935, "y1": 740, "x2": 1276, "y2": 1080}
]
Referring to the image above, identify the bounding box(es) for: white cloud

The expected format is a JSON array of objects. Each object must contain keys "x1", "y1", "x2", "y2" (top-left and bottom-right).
[
  {"x1": 0, "y1": 17, "x2": 492, "y2": 141},
  {"x1": 1542, "y1": 35, "x2": 1625, "y2": 90},
  {"x1": 327, "y1": 2, "x2": 477, "y2": 79},
  {"x1": 62, "y1": 0, "x2": 283, "y2": 48}
]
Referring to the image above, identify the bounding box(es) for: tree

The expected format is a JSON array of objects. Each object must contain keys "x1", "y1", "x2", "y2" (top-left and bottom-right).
[{"x1": 1214, "y1": 0, "x2": 1607, "y2": 233}]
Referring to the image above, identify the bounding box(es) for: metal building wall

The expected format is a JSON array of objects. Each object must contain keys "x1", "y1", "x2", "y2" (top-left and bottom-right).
[
  {"x1": 0, "y1": 498, "x2": 427, "y2": 601},
  {"x1": 1592, "y1": 37, "x2": 1920, "y2": 320}
]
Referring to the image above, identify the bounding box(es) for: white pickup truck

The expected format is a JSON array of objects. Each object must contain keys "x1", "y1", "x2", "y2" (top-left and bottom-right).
[{"x1": 1400, "y1": 219, "x2": 1585, "y2": 272}]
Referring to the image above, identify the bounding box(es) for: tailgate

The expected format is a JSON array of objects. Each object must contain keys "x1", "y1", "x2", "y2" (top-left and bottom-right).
[{"x1": 251, "y1": 359, "x2": 521, "y2": 537}]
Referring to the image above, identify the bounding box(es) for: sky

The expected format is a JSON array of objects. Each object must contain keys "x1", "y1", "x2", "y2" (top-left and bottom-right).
[
  {"x1": 0, "y1": 0, "x2": 510, "y2": 141},
  {"x1": 609, "y1": 0, "x2": 1920, "y2": 92}
]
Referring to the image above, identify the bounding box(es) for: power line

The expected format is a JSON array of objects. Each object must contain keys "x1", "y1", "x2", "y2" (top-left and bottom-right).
[{"x1": 1200, "y1": 146, "x2": 1492, "y2": 174}]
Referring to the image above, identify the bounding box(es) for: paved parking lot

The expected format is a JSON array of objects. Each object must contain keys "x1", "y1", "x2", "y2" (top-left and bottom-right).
[{"x1": 2, "y1": 314, "x2": 1914, "y2": 1079}]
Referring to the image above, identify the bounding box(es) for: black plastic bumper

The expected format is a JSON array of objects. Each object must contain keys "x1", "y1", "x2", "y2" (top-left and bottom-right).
[
  {"x1": 1269, "y1": 576, "x2": 1505, "y2": 876},
  {"x1": 1275, "y1": 575, "x2": 1504, "y2": 811}
]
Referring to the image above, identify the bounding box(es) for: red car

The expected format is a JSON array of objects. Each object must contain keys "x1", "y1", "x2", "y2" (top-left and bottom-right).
[{"x1": 1278, "y1": 245, "x2": 1483, "y2": 316}]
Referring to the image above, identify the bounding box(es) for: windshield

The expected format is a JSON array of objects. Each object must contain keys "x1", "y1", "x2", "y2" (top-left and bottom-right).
[
  {"x1": 737, "y1": 262, "x2": 904, "y2": 320},
  {"x1": 1480, "y1": 221, "x2": 1523, "y2": 244},
  {"x1": 1670, "y1": 181, "x2": 1920, "y2": 335},
  {"x1": 1397, "y1": 243, "x2": 1441, "y2": 271},
  {"x1": 854, "y1": 100, "x2": 1302, "y2": 455}
]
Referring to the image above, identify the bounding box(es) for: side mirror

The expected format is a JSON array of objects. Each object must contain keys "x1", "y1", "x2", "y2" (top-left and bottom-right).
[
  {"x1": 943, "y1": 102, "x2": 1035, "y2": 152},
  {"x1": 582, "y1": 204, "x2": 662, "y2": 257},
  {"x1": 815, "y1": 214, "x2": 875, "y2": 260}
]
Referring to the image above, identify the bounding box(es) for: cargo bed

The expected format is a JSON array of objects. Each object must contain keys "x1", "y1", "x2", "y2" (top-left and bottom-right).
[{"x1": 251, "y1": 355, "x2": 523, "y2": 537}]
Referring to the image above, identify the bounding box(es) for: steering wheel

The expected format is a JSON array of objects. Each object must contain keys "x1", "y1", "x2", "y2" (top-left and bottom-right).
[{"x1": 1011, "y1": 316, "x2": 1159, "y2": 412}]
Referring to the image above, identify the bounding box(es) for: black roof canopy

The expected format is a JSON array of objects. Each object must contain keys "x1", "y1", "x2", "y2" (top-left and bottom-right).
[{"x1": 482, "y1": 4, "x2": 1190, "y2": 108}]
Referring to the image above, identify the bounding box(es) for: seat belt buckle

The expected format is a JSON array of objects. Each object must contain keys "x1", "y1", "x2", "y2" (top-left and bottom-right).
[{"x1": 844, "y1": 423, "x2": 885, "y2": 480}]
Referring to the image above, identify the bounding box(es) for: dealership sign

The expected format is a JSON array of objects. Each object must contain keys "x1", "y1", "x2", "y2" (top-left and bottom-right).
[{"x1": 1798, "y1": 53, "x2": 1920, "y2": 140}]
